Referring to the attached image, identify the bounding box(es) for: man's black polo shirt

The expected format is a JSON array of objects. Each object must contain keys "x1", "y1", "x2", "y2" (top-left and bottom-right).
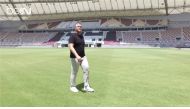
[{"x1": 69, "y1": 33, "x2": 85, "y2": 58}]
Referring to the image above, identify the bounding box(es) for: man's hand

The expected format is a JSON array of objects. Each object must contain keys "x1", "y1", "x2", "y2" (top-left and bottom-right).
[
  {"x1": 76, "y1": 55, "x2": 83, "y2": 63},
  {"x1": 68, "y1": 43, "x2": 83, "y2": 63}
]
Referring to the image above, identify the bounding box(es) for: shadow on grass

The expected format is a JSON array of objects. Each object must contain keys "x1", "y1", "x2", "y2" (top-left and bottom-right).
[{"x1": 76, "y1": 83, "x2": 86, "y2": 93}]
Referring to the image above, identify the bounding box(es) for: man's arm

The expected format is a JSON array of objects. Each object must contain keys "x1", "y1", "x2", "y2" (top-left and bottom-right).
[{"x1": 68, "y1": 43, "x2": 82, "y2": 62}]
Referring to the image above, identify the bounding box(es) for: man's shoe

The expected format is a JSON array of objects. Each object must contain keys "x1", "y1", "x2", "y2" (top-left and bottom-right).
[
  {"x1": 83, "y1": 86, "x2": 94, "y2": 92},
  {"x1": 70, "y1": 87, "x2": 79, "y2": 93}
]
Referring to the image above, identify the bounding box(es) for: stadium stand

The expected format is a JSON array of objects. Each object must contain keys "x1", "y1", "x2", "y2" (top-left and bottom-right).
[
  {"x1": 121, "y1": 19, "x2": 133, "y2": 26},
  {"x1": 0, "y1": 32, "x2": 22, "y2": 46},
  {"x1": 85, "y1": 31, "x2": 103, "y2": 36},
  {"x1": 183, "y1": 27, "x2": 190, "y2": 41},
  {"x1": 47, "y1": 21, "x2": 61, "y2": 29},
  {"x1": 0, "y1": 32, "x2": 57, "y2": 47},
  {"x1": 27, "y1": 24, "x2": 40, "y2": 29},
  {"x1": 141, "y1": 31, "x2": 160, "y2": 42},
  {"x1": 158, "y1": 20, "x2": 168, "y2": 26},
  {"x1": 105, "y1": 31, "x2": 117, "y2": 41},
  {"x1": 101, "y1": 19, "x2": 107, "y2": 25},
  {"x1": 122, "y1": 32, "x2": 141, "y2": 43},
  {"x1": 101, "y1": 18, "x2": 125, "y2": 27},
  {"x1": 47, "y1": 32, "x2": 64, "y2": 42},
  {"x1": 147, "y1": 20, "x2": 159, "y2": 25},
  {"x1": 35, "y1": 23, "x2": 48, "y2": 29},
  {"x1": 22, "y1": 33, "x2": 53, "y2": 45},
  {"x1": 81, "y1": 21, "x2": 100, "y2": 29},
  {"x1": 160, "y1": 28, "x2": 181, "y2": 43},
  {"x1": 132, "y1": 19, "x2": 146, "y2": 27}
]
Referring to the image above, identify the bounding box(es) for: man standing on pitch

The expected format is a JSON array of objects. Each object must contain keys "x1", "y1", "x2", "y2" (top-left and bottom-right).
[{"x1": 68, "y1": 22, "x2": 94, "y2": 93}]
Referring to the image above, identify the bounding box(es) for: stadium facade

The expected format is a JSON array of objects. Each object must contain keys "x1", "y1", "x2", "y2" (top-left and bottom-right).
[{"x1": 0, "y1": 0, "x2": 190, "y2": 48}]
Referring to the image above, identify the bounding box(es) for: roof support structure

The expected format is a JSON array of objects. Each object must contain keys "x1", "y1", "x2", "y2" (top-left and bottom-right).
[
  {"x1": 183, "y1": 0, "x2": 186, "y2": 12},
  {"x1": 0, "y1": 4, "x2": 9, "y2": 20},
  {"x1": 143, "y1": 0, "x2": 146, "y2": 10},
  {"x1": 98, "y1": 0, "x2": 102, "y2": 11},
  {"x1": 92, "y1": 1, "x2": 96, "y2": 11},
  {"x1": 58, "y1": 0, "x2": 64, "y2": 12},
  {"x1": 46, "y1": 2, "x2": 51, "y2": 14},
  {"x1": 158, "y1": 0, "x2": 160, "y2": 9},
  {"x1": 53, "y1": 3, "x2": 58, "y2": 14},
  {"x1": 40, "y1": 3, "x2": 46, "y2": 14},
  {"x1": 81, "y1": 1, "x2": 85, "y2": 11},
  {"x1": 8, "y1": 0, "x2": 28, "y2": 28},
  {"x1": 9, "y1": 0, "x2": 24, "y2": 21},
  {"x1": 76, "y1": 1, "x2": 80, "y2": 12},
  {"x1": 0, "y1": 0, "x2": 95, "y2": 4},
  {"x1": 0, "y1": 0, "x2": 190, "y2": 21},
  {"x1": 136, "y1": 0, "x2": 139, "y2": 9},
  {"x1": 164, "y1": 0, "x2": 169, "y2": 15},
  {"x1": 70, "y1": 2, "x2": 75, "y2": 12},
  {"x1": 103, "y1": 0, "x2": 107, "y2": 11},
  {"x1": 116, "y1": 0, "x2": 119, "y2": 10},
  {"x1": 129, "y1": 0, "x2": 132, "y2": 9},
  {"x1": 150, "y1": 0, "x2": 153, "y2": 9},
  {"x1": 34, "y1": 3, "x2": 40, "y2": 14},
  {"x1": 122, "y1": 0, "x2": 126, "y2": 10},
  {"x1": 86, "y1": 1, "x2": 91, "y2": 11},
  {"x1": 110, "y1": 0, "x2": 113, "y2": 10},
  {"x1": 65, "y1": 2, "x2": 69, "y2": 13},
  {"x1": 1, "y1": 9, "x2": 166, "y2": 20}
]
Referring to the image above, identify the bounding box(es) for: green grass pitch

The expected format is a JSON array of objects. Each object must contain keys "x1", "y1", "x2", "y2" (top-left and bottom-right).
[{"x1": 0, "y1": 48, "x2": 190, "y2": 106}]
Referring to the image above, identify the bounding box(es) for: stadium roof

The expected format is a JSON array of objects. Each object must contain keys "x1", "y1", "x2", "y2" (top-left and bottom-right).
[{"x1": 0, "y1": 0, "x2": 190, "y2": 21}]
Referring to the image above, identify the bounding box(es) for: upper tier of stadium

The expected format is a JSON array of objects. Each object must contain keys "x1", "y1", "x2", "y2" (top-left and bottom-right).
[{"x1": 0, "y1": 0, "x2": 190, "y2": 21}]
